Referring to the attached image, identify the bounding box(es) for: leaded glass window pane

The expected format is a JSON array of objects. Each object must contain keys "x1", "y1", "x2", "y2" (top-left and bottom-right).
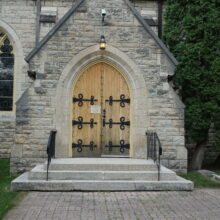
[
  {"x1": 0, "y1": 98, "x2": 13, "y2": 111},
  {"x1": 0, "y1": 31, "x2": 14, "y2": 111}
]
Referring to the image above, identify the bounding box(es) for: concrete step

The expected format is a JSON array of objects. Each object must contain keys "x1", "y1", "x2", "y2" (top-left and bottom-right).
[
  {"x1": 29, "y1": 165, "x2": 177, "y2": 181},
  {"x1": 47, "y1": 158, "x2": 158, "y2": 171},
  {"x1": 11, "y1": 158, "x2": 194, "y2": 191},
  {"x1": 12, "y1": 172, "x2": 193, "y2": 191}
]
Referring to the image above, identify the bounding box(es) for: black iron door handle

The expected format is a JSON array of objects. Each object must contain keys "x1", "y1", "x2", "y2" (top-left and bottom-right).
[{"x1": 102, "y1": 109, "x2": 106, "y2": 127}]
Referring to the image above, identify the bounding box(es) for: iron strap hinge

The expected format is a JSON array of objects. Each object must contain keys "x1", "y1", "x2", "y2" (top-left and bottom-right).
[
  {"x1": 105, "y1": 94, "x2": 130, "y2": 107},
  {"x1": 72, "y1": 139, "x2": 97, "y2": 152},
  {"x1": 73, "y1": 93, "x2": 98, "y2": 106},
  {"x1": 72, "y1": 116, "x2": 97, "y2": 129},
  {"x1": 104, "y1": 117, "x2": 130, "y2": 130},
  {"x1": 105, "y1": 140, "x2": 130, "y2": 153}
]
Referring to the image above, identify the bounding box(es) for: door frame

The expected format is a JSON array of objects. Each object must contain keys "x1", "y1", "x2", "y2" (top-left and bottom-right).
[
  {"x1": 70, "y1": 60, "x2": 133, "y2": 157},
  {"x1": 55, "y1": 45, "x2": 149, "y2": 159}
]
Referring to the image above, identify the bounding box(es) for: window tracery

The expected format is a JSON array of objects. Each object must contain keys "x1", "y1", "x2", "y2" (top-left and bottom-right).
[{"x1": 0, "y1": 31, "x2": 14, "y2": 111}]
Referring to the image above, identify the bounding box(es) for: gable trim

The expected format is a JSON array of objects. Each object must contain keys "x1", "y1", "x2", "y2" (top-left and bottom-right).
[
  {"x1": 25, "y1": 0, "x2": 85, "y2": 62},
  {"x1": 25, "y1": 0, "x2": 178, "y2": 66},
  {"x1": 123, "y1": 0, "x2": 178, "y2": 66}
]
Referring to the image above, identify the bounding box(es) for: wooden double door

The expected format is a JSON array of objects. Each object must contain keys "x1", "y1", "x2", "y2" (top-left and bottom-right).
[{"x1": 72, "y1": 62, "x2": 130, "y2": 157}]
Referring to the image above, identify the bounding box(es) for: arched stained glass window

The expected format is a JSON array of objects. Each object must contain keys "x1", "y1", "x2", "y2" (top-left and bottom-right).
[{"x1": 0, "y1": 31, "x2": 14, "y2": 111}]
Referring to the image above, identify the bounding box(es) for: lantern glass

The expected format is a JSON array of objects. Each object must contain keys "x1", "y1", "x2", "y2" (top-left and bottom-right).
[{"x1": 99, "y1": 35, "x2": 106, "y2": 50}]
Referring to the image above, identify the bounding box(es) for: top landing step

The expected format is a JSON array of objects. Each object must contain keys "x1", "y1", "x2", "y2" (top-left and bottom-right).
[{"x1": 47, "y1": 158, "x2": 158, "y2": 171}]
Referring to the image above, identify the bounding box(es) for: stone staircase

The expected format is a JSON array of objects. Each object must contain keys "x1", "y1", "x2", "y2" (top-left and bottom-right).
[{"x1": 12, "y1": 158, "x2": 193, "y2": 191}]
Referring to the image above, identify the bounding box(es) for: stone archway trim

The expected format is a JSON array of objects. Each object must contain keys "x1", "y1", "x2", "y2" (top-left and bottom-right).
[{"x1": 55, "y1": 45, "x2": 149, "y2": 159}]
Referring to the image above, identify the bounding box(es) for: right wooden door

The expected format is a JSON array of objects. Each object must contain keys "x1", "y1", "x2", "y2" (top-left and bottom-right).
[{"x1": 101, "y1": 63, "x2": 130, "y2": 156}]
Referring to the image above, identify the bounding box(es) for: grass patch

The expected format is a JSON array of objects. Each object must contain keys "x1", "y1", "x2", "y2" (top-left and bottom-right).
[
  {"x1": 0, "y1": 159, "x2": 26, "y2": 220},
  {"x1": 202, "y1": 162, "x2": 220, "y2": 175},
  {"x1": 209, "y1": 169, "x2": 220, "y2": 175},
  {"x1": 214, "y1": 170, "x2": 220, "y2": 175},
  {"x1": 179, "y1": 171, "x2": 220, "y2": 188}
]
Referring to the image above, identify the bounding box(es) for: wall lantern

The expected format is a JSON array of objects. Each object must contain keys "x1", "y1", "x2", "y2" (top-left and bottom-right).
[{"x1": 99, "y1": 35, "x2": 106, "y2": 50}]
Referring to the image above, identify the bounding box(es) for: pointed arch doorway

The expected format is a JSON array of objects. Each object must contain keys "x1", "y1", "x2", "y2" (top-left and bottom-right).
[{"x1": 72, "y1": 62, "x2": 131, "y2": 157}]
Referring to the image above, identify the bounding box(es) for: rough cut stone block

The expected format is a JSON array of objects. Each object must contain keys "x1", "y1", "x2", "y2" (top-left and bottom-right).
[{"x1": 0, "y1": 0, "x2": 187, "y2": 174}]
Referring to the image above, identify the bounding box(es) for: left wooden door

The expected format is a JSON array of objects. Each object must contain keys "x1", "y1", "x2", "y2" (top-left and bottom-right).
[{"x1": 72, "y1": 64, "x2": 102, "y2": 157}]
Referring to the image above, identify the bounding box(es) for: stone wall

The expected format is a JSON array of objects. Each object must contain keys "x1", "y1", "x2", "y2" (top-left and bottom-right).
[
  {"x1": 134, "y1": 0, "x2": 159, "y2": 34},
  {"x1": 0, "y1": 0, "x2": 73, "y2": 167},
  {"x1": 0, "y1": 0, "x2": 187, "y2": 173},
  {"x1": 0, "y1": 115, "x2": 15, "y2": 158},
  {"x1": 0, "y1": 0, "x2": 36, "y2": 159}
]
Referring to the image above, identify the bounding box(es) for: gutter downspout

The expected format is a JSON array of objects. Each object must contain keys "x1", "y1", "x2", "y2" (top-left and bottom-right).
[
  {"x1": 35, "y1": 0, "x2": 41, "y2": 46},
  {"x1": 158, "y1": 0, "x2": 163, "y2": 39}
]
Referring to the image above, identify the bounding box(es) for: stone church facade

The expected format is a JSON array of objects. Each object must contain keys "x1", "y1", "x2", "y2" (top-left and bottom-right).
[{"x1": 0, "y1": 0, "x2": 187, "y2": 174}]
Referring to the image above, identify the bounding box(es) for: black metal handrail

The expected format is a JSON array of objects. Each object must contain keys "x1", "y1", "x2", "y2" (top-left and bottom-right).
[
  {"x1": 46, "y1": 129, "x2": 57, "y2": 181},
  {"x1": 146, "y1": 131, "x2": 162, "y2": 181}
]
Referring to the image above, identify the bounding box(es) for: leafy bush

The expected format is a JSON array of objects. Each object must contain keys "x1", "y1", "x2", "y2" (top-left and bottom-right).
[
  {"x1": 163, "y1": 0, "x2": 220, "y2": 169},
  {"x1": 0, "y1": 160, "x2": 22, "y2": 220}
]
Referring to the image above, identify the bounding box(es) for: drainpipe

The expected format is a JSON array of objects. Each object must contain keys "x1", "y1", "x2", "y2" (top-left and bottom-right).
[
  {"x1": 35, "y1": 0, "x2": 41, "y2": 45},
  {"x1": 158, "y1": 0, "x2": 163, "y2": 39}
]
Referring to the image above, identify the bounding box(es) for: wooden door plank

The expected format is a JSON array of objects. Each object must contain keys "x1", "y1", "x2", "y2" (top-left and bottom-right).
[
  {"x1": 102, "y1": 63, "x2": 130, "y2": 156},
  {"x1": 72, "y1": 64, "x2": 102, "y2": 157}
]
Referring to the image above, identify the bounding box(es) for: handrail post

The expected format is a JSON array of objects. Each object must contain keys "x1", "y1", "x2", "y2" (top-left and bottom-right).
[
  {"x1": 46, "y1": 156, "x2": 49, "y2": 181},
  {"x1": 146, "y1": 132, "x2": 149, "y2": 159},
  {"x1": 146, "y1": 131, "x2": 162, "y2": 181},
  {"x1": 46, "y1": 129, "x2": 57, "y2": 181},
  {"x1": 158, "y1": 150, "x2": 161, "y2": 181},
  {"x1": 155, "y1": 133, "x2": 157, "y2": 163}
]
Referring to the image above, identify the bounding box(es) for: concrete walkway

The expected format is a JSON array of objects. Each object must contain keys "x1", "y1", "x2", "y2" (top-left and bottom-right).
[{"x1": 5, "y1": 189, "x2": 220, "y2": 220}]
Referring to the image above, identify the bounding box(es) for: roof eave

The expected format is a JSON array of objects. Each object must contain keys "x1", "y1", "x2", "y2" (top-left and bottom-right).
[
  {"x1": 25, "y1": 0, "x2": 85, "y2": 63},
  {"x1": 123, "y1": 0, "x2": 178, "y2": 66},
  {"x1": 26, "y1": 0, "x2": 178, "y2": 67}
]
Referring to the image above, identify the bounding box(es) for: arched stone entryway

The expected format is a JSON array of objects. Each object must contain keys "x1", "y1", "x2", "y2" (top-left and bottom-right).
[{"x1": 55, "y1": 45, "x2": 149, "y2": 159}]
